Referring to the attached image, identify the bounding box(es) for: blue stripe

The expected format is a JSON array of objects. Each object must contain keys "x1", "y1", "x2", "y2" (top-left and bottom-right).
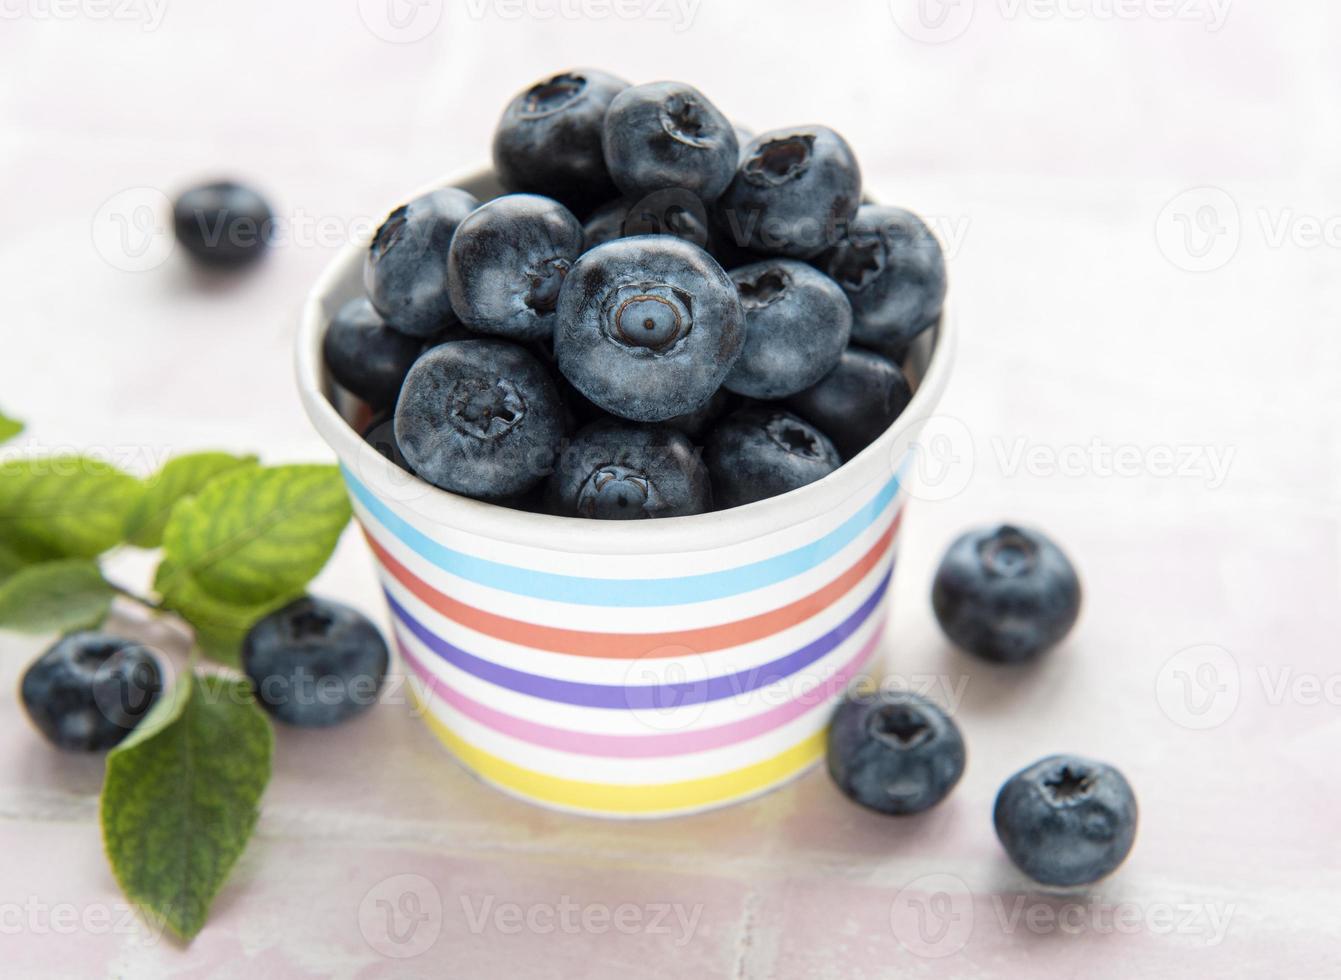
[
  {"x1": 344, "y1": 465, "x2": 903, "y2": 607},
  {"x1": 386, "y1": 567, "x2": 892, "y2": 709}
]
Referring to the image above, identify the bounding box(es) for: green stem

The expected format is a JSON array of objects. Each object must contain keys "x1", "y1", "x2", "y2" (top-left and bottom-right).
[{"x1": 109, "y1": 581, "x2": 162, "y2": 612}]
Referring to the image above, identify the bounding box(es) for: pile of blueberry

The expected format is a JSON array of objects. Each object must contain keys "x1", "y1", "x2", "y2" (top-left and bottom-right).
[{"x1": 324, "y1": 69, "x2": 946, "y2": 518}]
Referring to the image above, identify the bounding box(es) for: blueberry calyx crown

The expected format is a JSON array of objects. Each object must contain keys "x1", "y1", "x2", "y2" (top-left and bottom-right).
[
  {"x1": 743, "y1": 134, "x2": 815, "y2": 186},
  {"x1": 765, "y1": 414, "x2": 823, "y2": 459},
  {"x1": 577, "y1": 464, "x2": 660, "y2": 519},
  {"x1": 72, "y1": 637, "x2": 120, "y2": 672},
  {"x1": 288, "y1": 606, "x2": 335, "y2": 642},
  {"x1": 624, "y1": 194, "x2": 708, "y2": 243},
  {"x1": 1042, "y1": 763, "x2": 1096, "y2": 805},
  {"x1": 828, "y1": 237, "x2": 885, "y2": 291},
  {"x1": 527, "y1": 258, "x2": 571, "y2": 314},
  {"x1": 446, "y1": 377, "x2": 526, "y2": 441},
  {"x1": 736, "y1": 267, "x2": 790, "y2": 311},
  {"x1": 867, "y1": 702, "x2": 932, "y2": 749},
  {"x1": 978, "y1": 525, "x2": 1038, "y2": 577},
  {"x1": 660, "y1": 93, "x2": 709, "y2": 146},
  {"x1": 370, "y1": 204, "x2": 410, "y2": 258},
  {"x1": 602, "y1": 282, "x2": 694, "y2": 352},
  {"x1": 519, "y1": 73, "x2": 587, "y2": 118}
]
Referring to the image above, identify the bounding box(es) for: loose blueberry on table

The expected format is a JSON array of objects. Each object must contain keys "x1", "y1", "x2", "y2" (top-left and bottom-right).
[
  {"x1": 827, "y1": 689, "x2": 966, "y2": 816},
  {"x1": 21, "y1": 633, "x2": 163, "y2": 751},
  {"x1": 242, "y1": 596, "x2": 390, "y2": 728},
  {"x1": 328, "y1": 67, "x2": 947, "y2": 514},
  {"x1": 173, "y1": 180, "x2": 274, "y2": 269},
  {"x1": 932, "y1": 524, "x2": 1082, "y2": 664},
  {"x1": 366, "y1": 187, "x2": 480, "y2": 338},
  {"x1": 994, "y1": 755, "x2": 1138, "y2": 886}
]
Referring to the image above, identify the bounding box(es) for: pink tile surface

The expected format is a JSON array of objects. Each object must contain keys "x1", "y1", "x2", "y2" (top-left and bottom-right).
[{"x1": 3, "y1": 1, "x2": 1341, "y2": 976}]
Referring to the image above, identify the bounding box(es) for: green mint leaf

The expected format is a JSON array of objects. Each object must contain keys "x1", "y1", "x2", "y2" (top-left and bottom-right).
[
  {"x1": 0, "y1": 541, "x2": 24, "y2": 584},
  {"x1": 124, "y1": 452, "x2": 259, "y2": 548},
  {"x1": 102, "y1": 672, "x2": 274, "y2": 942},
  {"x1": 155, "y1": 560, "x2": 295, "y2": 667},
  {"x1": 0, "y1": 456, "x2": 144, "y2": 562},
  {"x1": 0, "y1": 410, "x2": 23, "y2": 445},
  {"x1": 0, "y1": 559, "x2": 115, "y2": 633},
  {"x1": 159, "y1": 464, "x2": 350, "y2": 607}
]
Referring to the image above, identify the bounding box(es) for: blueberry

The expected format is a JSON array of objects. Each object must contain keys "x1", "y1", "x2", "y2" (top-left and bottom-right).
[
  {"x1": 824, "y1": 205, "x2": 946, "y2": 353},
  {"x1": 602, "y1": 82, "x2": 738, "y2": 202},
  {"x1": 663, "y1": 386, "x2": 732, "y2": 441},
  {"x1": 366, "y1": 187, "x2": 480, "y2": 338},
  {"x1": 555, "y1": 236, "x2": 744, "y2": 422},
  {"x1": 581, "y1": 198, "x2": 629, "y2": 251},
  {"x1": 732, "y1": 122, "x2": 754, "y2": 162},
  {"x1": 20, "y1": 633, "x2": 163, "y2": 751},
  {"x1": 446, "y1": 194, "x2": 583, "y2": 343},
  {"x1": 546, "y1": 419, "x2": 710, "y2": 519},
  {"x1": 361, "y1": 413, "x2": 410, "y2": 471},
  {"x1": 932, "y1": 525, "x2": 1082, "y2": 664},
  {"x1": 785, "y1": 347, "x2": 911, "y2": 460},
  {"x1": 717, "y1": 126, "x2": 861, "y2": 258},
  {"x1": 581, "y1": 190, "x2": 712, "y2": 253},
  {"x1": 827, "y1": 689, "x2": 966, "y2": 816},
  {"x1": 419, "y1": 321, "x2": 477, "y2": 355},
  {"x1": 242, "y1": 596, "x2": 389, "y2": 728},
  {"x1": 723, "y1": 259, "x2": 851, "y2": 399},
  {"x1": 493, "y1": 69, "x2": 629, "y2": 213},
  {"x1": 322, "y1": 298, "x2": 423, "y2": 408},
  {"x1": 704, "y1": 407, "x2": 840, "y2": 508},
  {"x1": 172, "y1": 181, "x2": 273, "y2": 269},
  {"x1": 994, "y1": 755, "x2": 1138, "y2": 886},
  {"x1": 395, "y1": 339, "x2": 563, "y2": 499}
]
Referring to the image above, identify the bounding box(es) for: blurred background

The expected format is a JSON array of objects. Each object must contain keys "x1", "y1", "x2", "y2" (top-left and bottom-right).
[{"x1": 2, "y1": 2, "x2": 1338, "y2": 976}]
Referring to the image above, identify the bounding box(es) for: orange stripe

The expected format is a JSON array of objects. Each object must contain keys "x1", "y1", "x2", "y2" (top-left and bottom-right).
[{"x1": 360, "y1": 509, "x2": 900, "y2": 659}]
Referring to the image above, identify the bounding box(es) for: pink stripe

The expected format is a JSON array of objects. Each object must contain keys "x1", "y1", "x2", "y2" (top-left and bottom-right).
[{"x1": 395, "y1": 619, "x2": 884, "y2": 759}]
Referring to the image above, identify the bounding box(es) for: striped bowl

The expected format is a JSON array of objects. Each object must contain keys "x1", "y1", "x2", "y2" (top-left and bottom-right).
[{"x1": 295, "y1": 170, "x2": 954, "y2": 818}]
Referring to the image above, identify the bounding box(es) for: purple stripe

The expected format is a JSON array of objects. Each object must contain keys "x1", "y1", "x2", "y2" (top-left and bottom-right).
[{"x1": 384, "y1": 567, "x2": 892, "y2": 710}]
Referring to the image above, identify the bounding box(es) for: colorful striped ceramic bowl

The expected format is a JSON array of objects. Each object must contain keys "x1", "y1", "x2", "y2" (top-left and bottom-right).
[{"x1": 296, "y1": 170, "x2": 954, "y2": 818}]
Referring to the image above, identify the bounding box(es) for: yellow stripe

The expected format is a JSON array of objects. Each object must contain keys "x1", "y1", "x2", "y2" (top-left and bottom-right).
[{"x1": 410, "y1": 689, "x2": 824, "y2": 815}]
